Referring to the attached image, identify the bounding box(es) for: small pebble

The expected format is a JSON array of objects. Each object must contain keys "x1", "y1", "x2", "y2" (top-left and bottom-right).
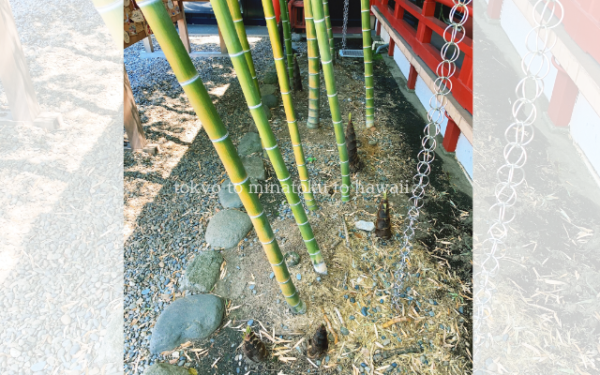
[{"x1": 297, "y1": 274, "x2": 302, "y2": 280}]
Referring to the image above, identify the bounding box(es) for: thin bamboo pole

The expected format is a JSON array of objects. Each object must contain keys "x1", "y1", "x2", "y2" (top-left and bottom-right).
[
  {"x1": 260, "y1": 0, "x2": 318, "y2": 211},
  {"x1": 304, "y1": 0, "x2": 320, "y2": 129},
  {"x1": 211, "y1": 0, "x2": 328, "y2": 274},
  {"x1": 137, "y1": 0, "x2": 306, "y2": 313},
  {"x1": 310, "y1": 0, "x2": 351, "y2": 202},
  {"x1": 226, "y1": 0, "x2": 260, "y2": 92},
  {"x1": 91, "y1": 0, "x2": 124, "y2": 48},
  {"x1": 278, "y1": 0, "x2": 294, "y2": 82},
  {"x1": 361, "y1": 0, "x2": 374, "y2": 128},
  {"x1": 322, "y1": 0, "x2": 334, "y2": 61}
]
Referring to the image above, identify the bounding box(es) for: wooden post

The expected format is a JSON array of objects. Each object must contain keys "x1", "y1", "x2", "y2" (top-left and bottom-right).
[
  {"x1": 218, "y1": 27, "x2": 228, "y2": 54},
  {"x1": 177, "y1": 0, "x2": 191, "y2": 53},
  {"x1": 376, "y1": 19, "x2": 381, "y2": 35},
  {"x1": 143, "y1": 36, "x2": 155, "y2": 52},
  {"x1": 124, "y1": 66, "x2": 147, "y2": 150},
  {"x1": 0, "y1": 0, "x2": 41, "y2": 122},
  {"x1": 442, "y1": 116, "x2": 461, "y2": 153},
  {"x1": 416, "y1": 0, "x2": 435, "y2": 43},
  {"x1": 388, "y1": 38, "x2": 395, "y2": 56}
]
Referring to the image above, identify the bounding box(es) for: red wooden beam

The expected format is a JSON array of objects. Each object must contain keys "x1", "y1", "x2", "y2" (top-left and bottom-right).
[
  {"x1": 548, "y1": 57, "x2": 579, "y2": 127},
  {"x1": 442, "y1": 116, "x2": 461, "y2": 152},
  {"x1": 407, "y1": 65, "x2": 418, "y2": 90}
]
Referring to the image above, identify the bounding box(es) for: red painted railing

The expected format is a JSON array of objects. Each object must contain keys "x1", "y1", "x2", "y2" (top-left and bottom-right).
[
  {"x1": 371, "y1": 0, "x2": 473, "y2": 113},
  {"x1": 560, "y1": 0, "x2": 600, "y2": 64}
]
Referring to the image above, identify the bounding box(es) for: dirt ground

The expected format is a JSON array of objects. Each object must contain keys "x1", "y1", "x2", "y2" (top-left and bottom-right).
[{"x1": 124, "y1": 35, "x2": 472, "y2": 375}]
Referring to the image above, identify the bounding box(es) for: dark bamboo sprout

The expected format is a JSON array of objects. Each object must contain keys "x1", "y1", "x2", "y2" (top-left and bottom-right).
[
  {"x1": 307, "y1": 324, "x2": 329, "y2": 359},
  {"x1": 375, "y1": 192, "x2": 392, "y2": 239},
  {"x1": 242, "y1": 327, "x2": 268, "y2": 362},
  {"x1": 292, "y1": 54, "x2": 303, "y2": 91},
  {"x1": 345, "y1": 113, "x2": 362, "y2": 173}
]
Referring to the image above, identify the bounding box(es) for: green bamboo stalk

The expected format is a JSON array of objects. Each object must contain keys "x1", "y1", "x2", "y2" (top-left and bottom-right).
[
  {"x1": 361, "y1": 0, "x2": 374, "y2": 128},
  {"x1": 226, "y1": 0, "x2": 260, "y2": 92},
  {"x1": 137, "y1": 0, "x2": 306, "y2": 313},
  {"x1": 304, "y1": 0, "x2": 320, "y2": 129},
  {"x1": 310, "y1": 0, "x2": 351, "y2": 202},
  {"x1": 260, "y1": 0, "x2": 318, "y2": 211},
  {"x1": 211, "y1": 0, "x2": 328, "y2": 275},
  {"x1": 322, "y1": 0, "x2": 334, "y2": 62},
  {"x1": 278, "y1": 0, "x2": 294, "y2": 82}
]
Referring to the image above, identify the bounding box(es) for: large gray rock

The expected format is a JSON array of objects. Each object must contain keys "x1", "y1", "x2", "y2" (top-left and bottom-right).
[
  {"x1": 242, "y1": 156, "x2": 267, "y2": 181},
  {"x1": 205, "y1": 209, "x2": 253, "y2": 249},
  {"x1": 262, "y1": 94, "x2": 279, "y2": 109},
  {"x1": 149, "y1": 295, "x2": 224, "y2": 354},
  {"x1": 218, "y1": 179, "x2": 243, "y2": 208},
  {"x1": 260, "y1": 84, "x2": 278, "y2": 96},
  {"x1": 182, "y1": 251, "x2": 223, "y2": 293},
  {"x1": 263, "y1": 71, "x2": 278, "y2": 84},
  {"x1": 144, "y1": 363, "x2": 192, "y2": 375},
  {"x1": 238, "y1": 132, "x2": 262, "y2": 156}
]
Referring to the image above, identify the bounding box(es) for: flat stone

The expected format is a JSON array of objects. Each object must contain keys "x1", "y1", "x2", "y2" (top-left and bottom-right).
[
  {"x1": 262, "y1": 94, "x2": 279, "y2": 109},
  {"x1": 260, "y1": 84, "x2": 278, "y2": 96},
  {"x1": 144, "y1": 363, "x2": 194, "y2": 375},
  {"x1": 263, "y1": 71, "x2": 278, "y2": 84},
  {"x1": 205, "y1": 210, "x2": 253, "y2": 249},
  {"x1": 242, "y1": 156, "x2": 267, "y2": 181},
  {"x1": 355, "y1": 220, "x2": 375, "y2": 232},
  {"x1": 218, "y1": 179, "x2": 243, "y2": 208},
  {"x1": 238, "y1": 132, "x2": 262, "y2": 156},
  {"x1": 182, "y1": 251, "x2": 223, "y2": 293},
  {"x1": 149, "y1": 295, "x2": 224, "y2": 354}
]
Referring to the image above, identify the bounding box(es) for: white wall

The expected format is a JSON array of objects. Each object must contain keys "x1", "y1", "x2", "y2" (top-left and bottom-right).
[
  {"x1": 498, "y1": 0, "x2": 600, "y2": 177},
  {"x1": 570, "y1": 94, "x2": 600, "y2": 176}
]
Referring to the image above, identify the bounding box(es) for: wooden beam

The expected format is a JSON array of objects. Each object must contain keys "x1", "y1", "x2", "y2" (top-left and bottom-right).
[
  {"x1": 177, "y1": 0, "x2": 191, "y2": 53},
  {"x1": 124, "y1": 66, "x2": 147, "y2": 150},
  {"x1": 372, "y1": 5, "x2": 473, "y2": 143},
  {"x1": 0, "y1": 0, "x2": 40, "y2": 122}
]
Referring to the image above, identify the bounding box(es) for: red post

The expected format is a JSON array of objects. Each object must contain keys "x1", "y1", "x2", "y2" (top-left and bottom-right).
[
  {"x1": 388, "y1": 38, "x2": 395, "y2": 56},
  {"x1": 407, "y1": 65, "x2": 417, "y2": 90},
  {"x1": 376, "y1": 20, "x2": 381, "y2": 36},
  {"x1": 487, "y1": 0, "x2": 504, "y2": 20},
  {"x1": 548, "y1": 58, "x2": 579, "y2": 127},
  {"x1": 442, "y1": 116, "x2": 461, "y2": 152},
  {"x1": 416, "y1": 0, "x2": 436, "y2": 43},
  {"x1": 273, "y1": 0, "x2": 281, "y2": 23}
]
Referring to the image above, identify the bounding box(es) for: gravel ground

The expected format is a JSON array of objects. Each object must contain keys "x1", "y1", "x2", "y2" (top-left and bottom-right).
[
  {"x1": 124, "y1": 33, "x2": 472, "y2": 375},
  {"x1": 0, "y1": 1, "x2": 122, "y2": 374}
]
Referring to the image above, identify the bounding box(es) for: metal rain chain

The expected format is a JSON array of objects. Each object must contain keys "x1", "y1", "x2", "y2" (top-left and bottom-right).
[
  {"x1": 474, "y1": 0, "x2": 564, "y2": 350},
  {"x1": 391, "y1": 0, "x2": 472, "y2": 311},
  {"x1": 339, "y1": 0, "x2": 363, "y2": 58}
]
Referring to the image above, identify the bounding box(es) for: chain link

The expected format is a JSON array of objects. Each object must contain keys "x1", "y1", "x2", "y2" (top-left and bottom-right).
[
  {"x1": 341, "y1": 0, "x2": 350, "y2": 53},
  {"x1": 473, "y1": 0, "x2": 564, "y2": 347},
  {"x1": 391, "y1": 0, "x2": 472, "y2": 311}
]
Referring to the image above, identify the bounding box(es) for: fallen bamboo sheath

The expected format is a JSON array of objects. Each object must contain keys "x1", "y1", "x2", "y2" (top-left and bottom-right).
[
  {"x1": 321, "y1": 307, "x2": 338, "y2": 344},
  {"x1": 382, "y1": 316, "x2": 409, "y2": 328}
]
